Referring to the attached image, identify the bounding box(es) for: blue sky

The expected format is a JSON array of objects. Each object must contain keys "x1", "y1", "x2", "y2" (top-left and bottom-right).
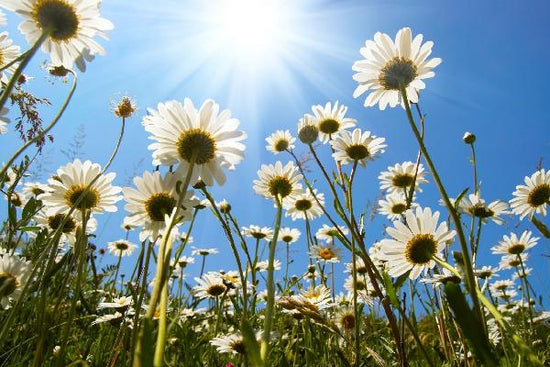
[{"x1": 1, "y1": 0, "x2": 549, "y2": 301}]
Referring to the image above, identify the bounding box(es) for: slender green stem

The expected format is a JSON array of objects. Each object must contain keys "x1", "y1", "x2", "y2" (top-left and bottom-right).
[
  {"x1": 470, "y1": 143, "x2": 478, "y2": 195},
  {"x1": 260, "y1": 195, "x2": 283, "y2": 362},
  {"x1": 399, "y1": 85, "x2": 483, "y2": 326},
  {"x1": 113, "y1": 253, "x2": 123, "y2": 293},
  {"x1": 153, "y1": 280, "x2": 169, "y2": 366},
  {"x1": 0, "y1": 29, "x2": 50, "y2": 111}
]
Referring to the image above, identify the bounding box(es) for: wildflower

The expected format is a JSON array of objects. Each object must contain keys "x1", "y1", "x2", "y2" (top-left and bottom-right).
[
  {"x1": 174, "y1": 256, "x2": 195, "y2": 270},
  {"x1": 253, "y1": 161, "x2": 302, "y2": 204},
  {"x1": 107, "y1": 240, "x2": 137, "y2": 257},
  {"x1": 352, "y1": 27, "x2": 441, "y2": 109},
  {"x1": 498, "y1": 253, "x2": 528, "y2": 270},
  {"x1": 112, "y1": 95, "x2": 137, "y2": 118},
  {"x1": 345, "y1": 257, "x2": 369, "y2": 275},
  {"x1": 254, "y1": 259, "x2": 281, "y2": 272},
  {"x1": 335, "y1": 307, "x2": 356, "y2": 332},
  {"x1": 98, "y1": 296, "x2": 132, "y2": 310},
  {"x1": 378, "y1": 207, "x2": 456, "y2": 279},
  {"x1": 378, "y1": 192, "x2": 415, "y2": 220},
  {"x1": 191, "y1": 247, "x2": 219, "y2": 256},
  {"x1": 39, "y1": 159, "x2": 121, "y2": 215},
  {"x1": 510, "y1": 169, "x2": 550, "y2": 220},
  {"x1": 241, "y1": 225, "x2": 273, "y2": 241},
  {"x1": 491, "y1": 231, "x2": 538, "y2": 256},
  {"x1": 378, "y1": 161, "x2": 428, "y2": 194},
  {"x1": 278, "y1": 227, "x2": 300, "y2": 244},
  {"x1": 265, "y1": 130, "x2": 295, "y2": 154},
  {"x1": 122, "y1": 170, "x2": 196, "y2": 242},
  {"x1": 310, "y1": 243, "x2": 341, "y2": 263},
  {"x1": 34, "y1": 210, "x2": 97, "y2": 245},
  {"x1": 315, "y1": 224, "x2": 348, "y2": 242},
  {"x1": 0, "y1": 31, "x2": 20, "y2": 83},
  {"x1": 144, "y1": 99, "x2": 247, "y2": 186},
  {"x1": 91, "y1": 312, "x2": 123, "y2": 326},
  {"x1": 210, "y1": 331, "x2": 262, "y2": 355},
  {"x1": 330, "y1": 128, "x2": 386, "y2": 166},
  {"x1": 0, "y1": 253, "x2": 31, "y2": 309},
  {"x1": 0, "y1": 0, "x2": 114, "y2": 70},
  {"x1": 0, "y1": 107, "x2": 8, "y2": 134},
  {"x1": 293, "y1": 285, "x2": 333, "y2": 311},
  {"x1": 474, "y1": 265, "x2": 499, "y2": 280},
  {"x1": 297, "y1": 114, "x2": 318, "y2": 144},
  {"x1": 308, "y1": 102, "x2": 356, "y2": 143},
  {"x1": 284, "y1": 189, "x2": 324, "y2": 220},
  {"x1": 459, "y1": 193, "x2": 510, "y2": 225},
  {"x1": 193, "y1": 273, "x2": 227, "y2": 299},
  {"x1": 463, "y1": 132, "x2": 476, "y2": 144}
]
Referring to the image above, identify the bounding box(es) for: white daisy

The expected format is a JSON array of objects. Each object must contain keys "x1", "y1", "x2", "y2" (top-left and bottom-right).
[
  {"x1": 253, "y1": 161, "x2": 303, "y2": 205},
  {"x1": 98, "y1": 296, "x2": 133, "y2": 310},
  {"x1": 122, "y1": 170, "x2": 196, "y2": 242},
  {"x1": 190, "y1": 247, "x2": 219, "y2": 256},
  {"x1": 39, "y1": 159, "x2": 121, "y2": 215},
  {"x1": 297, "y1": 113, "x2": 319, "y2": 144},
  {"x1": 0, "y1": 0, "x2": 114, "y2": 70},
  {"x1": 278, "y1": 227, "x2": 300, "y2": 244},
  {"x1": 283, "y1": 189, "x2": 324, "y2": 221},
  {"x1": 330, "y1": 128, "x2": 386, "y2": 166},
  {"x1": 210, "y1": 332, "x2": 263, "y2": 355},
  {"x1": 265, "y1": 130, "x2": 295, "y2": 154},
  {"x1": 293, "y1": 285, "x2": 333, "y2": 311},
  {"x1": 33, "y1": 210, "x2": 97, "y2": 245},
  {"x1": 144, "y1": 99, "x2": 247, "y2": 186},
  {"x1": 475, "y1": 265, "x2": 499, "y2": 280},
  {"x1": 352, "y1": 27, "x2": 442, "y2": 109},
  {"x1": 345, "y1": 256, "x2": 369, "y2": 275},
  {"x1": 91, "y1": 312, "x2": 123, "y2": 326},
  {"x1": 241, "y1": 225, "x2": 273, "y2": 241},
  {"x1": 335, "y1": 306, "x2": 356, "y2": 332},
  {"x1": 308, "y1": 101, "x2": 356, "y2": 143},
  {"x1": 343, "y1": 276, "x2": 375, "y2": 306},
  {"x1": 21, "y1": 181, "x2": 47, "y2": 201},
  {"x1": 107, "y1": 239, "x2": 137, "y2": 257},
  {"x1": 489, "y1": 279, "x2": 515, "y2": 294},
  {"x1": 378, "y1": 161, "x2": 428, "y2": 194},
  {"x1": 459, "y1": 193, "x2": 510, "y2": 225},
  {"x1": 0, "y1": 107, "x2": 8, "y2": 134},
  {"x1": 0, "y1": 31, "x2": 20, "y2": 83},
  {"x1": 315, "y1": 224, "x2": 349, "y2": 242},
  {"x1": 310, "y1": 243, "x2": 341, "y2": 263},
  {"x1": 0, "y1": 253, "x2": 32, "y2": 309},
  {"x1": 193, "y1": 272, "x2": 227, "y2": 299},
  {"x1": 254, "y1": 259, "x2": 281, "y2": 272},
  {"x1": 378, "y1": 192, "x2": 415, "y2": 220},
  {"x1": 510, "y1": 169, "x2": 550, "y2": 220},
  {"x1": 491, "y1": 231, "x2": 538, "y2": 256},
  {"x1": 378, "y1": 207, "x2": 456, "y2": 279},
  {"x1": 498, "y1": 253, "x2": 528, "y2": 270},
  {"x1": 174, "y1": 256, "x2": 195, "y2": 270}
]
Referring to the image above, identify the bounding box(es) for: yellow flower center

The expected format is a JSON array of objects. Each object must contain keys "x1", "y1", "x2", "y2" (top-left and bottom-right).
[
  {"x1": 345, "y1": 144, "x2": 369, "y2": 161},
  {"x1": 206, "y1": 284, "x2": 226, "y2": 297},
  {"x1": 318, "y1": 118, "x2": 340, "y2": 135},
  {"x1": 268, "y1": 176, "x2": 293, "y2": 198},
  {"x1": 391, "y1": 173, "x2": 414, "y2": 188},
  {"x1": 527, "y1": 184, "x2": 550, "y2": 207},
  {"x1": 294, "y1": 199, "x2": 312, "y2": 211},
  {"x1": 0, "y1": 272, "x2": 18, "y2": 297},
  {"x1": 115, "y1": 242, "x2": 129, "y2": 251},
  {"x1": 145, "y1": 192, "x2": 176, "y2": 222},
  {"x1": 391, "y1": 203, "x2": 407, "y2": 215},
  {"x1": 378, "y1": 56, "x2": 418, "y2": 90},
  {"x1": 405, "y1": 233, "x2": 437, "y2": 265},
  {"x1": 274, "y1": 139, "x2": 289, "y2": 152},
  {"x1": 33, "y1": 0, "x2": 79, "y2": 41},
  {"x1": 47, "y1": 213, "x2": 76, "y2": 233},
  {"x1": 64, "y1": 185, "x2": 99, "y2": 210},
  {"x1": 176, "y1": 128, "x2": 217, "y2": 165},
  {"x1": 319, "y1": 248, "x2": 335, "y2": 260}
]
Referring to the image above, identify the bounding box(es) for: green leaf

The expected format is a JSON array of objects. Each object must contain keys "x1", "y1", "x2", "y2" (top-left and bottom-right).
[
  {"x1": 453, "y1": 187, "x2": 470, "y2": 212},
  {"x1": 531, "y1": 217, "x2": 550, "y2": 238},
  {"x1": 136, "y1": 318, "x2": 155, "y2": 367},
  {"x1": 19, "y1": 226, "x2": 41, "y2": 232},
  {"x1": 241, "y1": 317, "x2": 263, "y2": 367},
  {"x1": 443, "y1": 281, "x2": 498, "y2": 366}
]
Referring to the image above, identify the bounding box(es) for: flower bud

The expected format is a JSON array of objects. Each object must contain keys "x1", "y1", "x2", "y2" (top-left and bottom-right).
[{"x1": 462, "y1": 132, "x2": 476, "y2": 144}]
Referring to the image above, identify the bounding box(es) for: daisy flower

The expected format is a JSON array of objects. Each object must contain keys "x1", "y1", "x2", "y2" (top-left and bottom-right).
[
  {"x1": 122, "y1": 170, "x2": 196, "y2": 242},
  {"x1": 0, "y1": 31, "x2": 20, "y2": 83},
  {"x1": 241, "y1": 225, "x2": 273, "y2": 241},
  {"x1": 144, "y1": 99, "x2": 247, "y2": 186},
  {"x1": 107, "y1": 239, "x2": 138, "y2": 257},
  {"x1": 174, "y1": 256, "x2": 195, "y2": 270},
  {"x1": 39, "y1": 159, "x2": 121, "y2": 215},
  {"x1": 315, "y1": 224, "x2": 349, "y2": 242},
  {"x1": 308, "y1": 101, "x2": 356, "y2": 143},
  {"x1": 254, "y1": 259, "x2": 281, "y2": 272},
  {"x1": 489, "y1": 279, "x2": 515, "y2": 294},
  {"x1": 0, "y1": 0, "x2": 114, "y2": 70},
  {"x1": 378, "y1": 161, "x2": 428, "y2": 194},
  {"x1": 0, "y1": 253, "x2": 32, "y2": 309},
  {"x1": 510, "y1": 169, "x2": 550, "y2": 220},
  {"x1": 98, "y1": 296, "x2": 133, "y2": 310},
  {"x1": 345, "y1": 256, "x2": 369, "y2": 275},
  {"x1": 265, "y1": 130, "x2": 295, "y2": 154},
  {"x1": 193, "y1": 272, "x2": 227, "y2": 299},
  {"x1": 475, "y1": 265, "x2": 499, "y2": 280},
  {"x1": 293, "y1": 285, "x2": 333, "y2": 311},
  {"x1": 0, "y1": 107, "x2": 8, "y2": 134},
  {"x1": 297, "y1": 114, "x2": 319, "y2": 144},
  {"x1": 459, "y1": 193, "x2": 510, "y2": 225},
  {"x1": 352, "y1": 27, "x2": 442, "y2": 109},
  {"x1": 491, "y1": 231, "x2": 538, "y2": 256},
  {"x1": 330, "y1": 128, "x2": 386, "y2": 166},
  {"x1": 253, "y1": 161, "x2": 303, "y2": 205},
  {"x1": 378, "y1": 207, "x2": 456, "y2": 279},
  {"x1": 278, "y1": 227, "x2": 300, "y2": 244},
  {"x1": 310, "y1": 243, "x2": 341, "y2": 263},
  {"x1": 210, "y1": 332, "x2": 247, "y2": 355},
  {"x1": 33, "y1": 210, "x2": 97, "y2": 245},
  {"x1": 21, "y1": 181, "x2": 47, "y2": 201},
  {"x1": 91, "y1": 312, "x2": 123, "y2": 326},
  {"x1": 283, "y1": 189, "x2": 324, "y2": 221},
  {"x1": 335, "y1": 307, "x2": 356, "y2": 332},
  {"x1": 190, "y1": 247, "x2": 218, "y2": 256},
  {"x1": 499, "y1": 253, "x2": 528, "y2": 270},
  {"x1": 378, "y1": 192, "x2": 415, "y2": 220}
]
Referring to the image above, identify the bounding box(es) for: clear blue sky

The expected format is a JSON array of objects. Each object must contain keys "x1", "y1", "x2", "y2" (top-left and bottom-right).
[{"x1": 1, "y1": 0, "x2": 549, "y2": 300}]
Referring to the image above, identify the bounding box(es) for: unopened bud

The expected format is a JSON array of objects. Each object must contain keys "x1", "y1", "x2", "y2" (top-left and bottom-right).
[{"x1": 462, "y1": 132, "x2": 476, "y2": 144}]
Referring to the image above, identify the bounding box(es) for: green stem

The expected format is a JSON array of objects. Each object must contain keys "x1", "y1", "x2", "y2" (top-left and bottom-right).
[
  {"x1": 0, "y1": 29, "x2": 50, "y2": 111},
  {"x1": 399, "y1": 85, "x2": 483, "y2": 327},
  {"x1": 260, "y1": 196, "x2": 283, "y2": 362}
]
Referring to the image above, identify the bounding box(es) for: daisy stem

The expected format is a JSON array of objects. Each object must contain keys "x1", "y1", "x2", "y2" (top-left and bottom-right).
[
  {"x1": 399, "y1": 85, "x2": 484, "y2": 327},
  {"x1": 432, "y1": 256, "x2": 461, "y2": 278},
  {"x1": 0, "y1": 69, "x2": 77, "y2": 184},
  {"x1": 469, "y1": 142, "x2": 479, "y2": 195},
  {"x1": 518, "y1": 257, "x2": 535, "y2": 330},
  {"x1": 113, "y1": 253, "x2": 122, "y2": 293},
  {"x1": 260, "y1": 195, "x2": 283, "y2": 363},
  {"x1": 153, "y1": 280, "x2": 170, "y2": 366},
  {"x1": 0, "y1": 29, "x2": 50, "y2": 111}
]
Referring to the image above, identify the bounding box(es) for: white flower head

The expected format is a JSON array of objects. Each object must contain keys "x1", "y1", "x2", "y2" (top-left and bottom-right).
[
  {"x1": 253, "y1": 161, "x2": 302, "y2": 205},
  {"x1": 283, "y1": 189, "x2": 324, "y2": 221},
  {"x1": 265, "y1": 130, "x2": 295, "y2": 154},
  {"x1": 459, "y1": 193, "x2": 510, "y2": 225},
  {"x1": 310, "y1": 243, "x2": 341, "y2": 263},
  {"x1": 378, "y1": 207, "x2": 456, "y2": 279},
  {"x1": 308, "y1": 101, "x2": 356, "y2": 143},
  {"x1": 241, "y1": 225, "x2": 273, "y2": 241},
  {"x1": 39, "y1": 159, "x2": 122, "y2": 215},
  {"x1": 510, "y1": 169, "x2": 550, "y2": 220},
  {"x1": 331, "y1": 128, "x2": 386, "y2": 166},
  {"x1": 378, "y1": 161, "x2": 428, "y2": 194},
  {"x1": 0, "y1": 0, "x2": 114, "y2": 70},
  {"x1": 378, "y1": 191, "x2": 415, "y2": 220},
  {"x1": 0, "y1": 253, "x2": 32, "y2": 309},
  {"x1": 315, "y1": 224, "x2": 348, "y2": 242},
  {"x1": 107, "y1": 240, "x2": 138, "y2": 257},
  {"x1": 352, "y1": 27, "x2": 442, "y2": 109},
  {"x1": 144, "y1": 99, "x2": 247, "y2": 186},
  {"x1": 491, "y1": 231, "x2": 538, "y2": 256},
  {"x1": 278, "y1": 227, "x2": 300, "y2": 244},
  {"x1": 0, "y1": 31, "x2": 20, "y2": 83}
]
